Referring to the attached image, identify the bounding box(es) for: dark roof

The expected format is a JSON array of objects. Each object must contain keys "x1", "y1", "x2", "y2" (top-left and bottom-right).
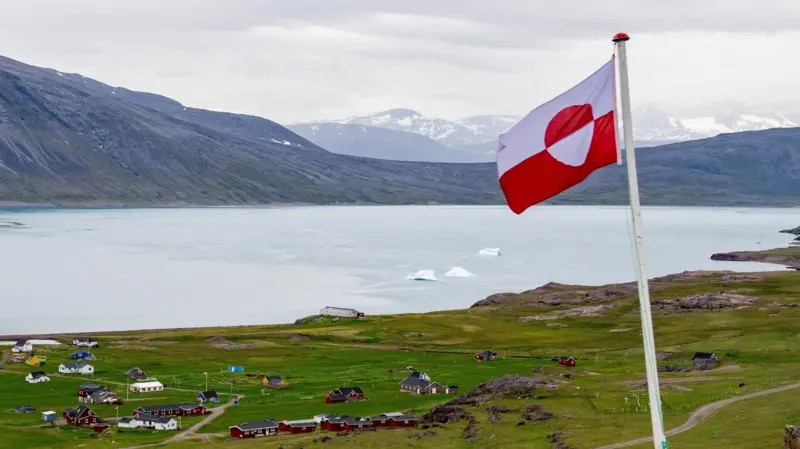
[
  {"x1": 237, "y1": 419, "x2": 279, "y2": 430},
  {"x1": 75, "y1": 337, "x2": 96, "y2": 342},
  {"x1": 199, "y1": 390, "x2": 219, "y2": 399},
  {"x1": 478, "y1": 350, "x2": 496, "y2": 356},
  {"x1": 29, "y1": 371, "x2": 47, "y2": 378},
  {"x1": 137, "y1": 413, "x2": 175, "y2": 424},
  {"x1": 92, "y1": 390, "x2": 117, "y2": 401},
  {"x1": 65, "y1": 406, "x2": 92, "y2": 418},
  {"x1": 446, "y1": 385, "x2": 459, "y2": 388},
  {"x1": 371, "y1": 415, "x2": 391, "y2": 422},
  {"x1": 408, "y1": 371, "x2": 428, "y2": 379},
  {"x1": 15, "y1": 339, "x2": 28, "y2": 346},
  {"x1": 14, "y1": 406, "x2": 35, "y2": 413},
  {"x1": 119, "y1": 417, "x2": 134, "y2": 424},
  {"x1": 63, "y1": 361, "x2": 90, "y2": 369},
  {"x1": 340, "y1": 416, "x2": 372, "y2": 425},
  {"x1": 400, "y1": 377, "x2": 432, "y2": 388},
  {"x1": 336, "y1": 386, "x2": 364, "y2": 395},
  {"x1": 266, "y1": 375, "x2": 285, "y2": 384},
  {"x1": 692, "y1": 352, "x2": 717, "y2": 360},
  {"x1": 327, "y1": 394, "x2": 347, "y2": 401}
]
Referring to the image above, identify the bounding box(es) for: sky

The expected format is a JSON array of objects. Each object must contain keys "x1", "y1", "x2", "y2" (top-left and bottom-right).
[{"x1": 1, "y1": 0, "x2": 798, "y2": 123}]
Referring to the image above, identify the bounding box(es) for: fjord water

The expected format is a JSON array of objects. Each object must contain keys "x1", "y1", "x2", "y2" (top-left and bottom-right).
[{"x1": 0, "y1": 205, "x2": 796, "y2": 334}]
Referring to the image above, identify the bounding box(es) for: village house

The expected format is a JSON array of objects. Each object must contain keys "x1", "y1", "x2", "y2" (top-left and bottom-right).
[
  {"x1": 125, "y1": 367, "x2": 148, "y2": 380},
  {"x1": 196, "y1": 390, "x2": 220, "y2": 404},
  {"x1": 13, "y1": 406, "x2": 36, "y2": 414},
  {"x1": 59, "y1": 361, "x2": 95, "y2": 375},
  {"x1": 70, "y1": 351, "x2": 94, "y2": 360},
  {"x1": 325, "y1": 386, "x2": 365, "y2": 403},
  {"x1": 229, "y1": 419, "x2": 279, "y2": 438},
  {"x1": 278, "y1": 420, "x2": 317, "y2": 433},
  {"x1": 129, "y1": 380, "x2": 164, "y2": 393},
  {"x1": 133, "y1": 403, "x2": 207, "y2": 418},
  {"x1": 692, "y1": 352, "x2": 720, "y2": 370},
  {"x1": 399, "y1": 372, "x2": 446, "y2": 395},
  {"x1": 25, "y1": 355, "x2": 44, "y2": 367},
  {"x1": 12, "y1": 340, "x2": 32, "y2": 353},
  {"x1": 63, "y1": 406, "x2": 99, "y2": 426},
  {"x1": 78, "y1": 383, "x2": 121, "y2": 405},
  {"x1": 320, "y1": 416, "x2": 373, "y2": 432},
  {"x1": 319, "y1": 306, "x2": 365, "y2": 319},
  {"x1": 72, "y1": 337, "x2": 99, "y2": 348},
  {"x1": 476, "y1": 350, "x2": 498, "y2": 361},
  {"x1": 371, "y1": 414, "x2": 419, "y2": 428},
  {"x1": 262, "y1": 375, "x2": 289, "y2": 389},
  {"x1": 25, "y1": 371, "x2": 50, "y2": 383},
  {"x1": 118, "y1": 414, "x2": 178, "y2": 431},
  {"x1": 555, "y1": 356, "x2": 577, "y2": 367}
]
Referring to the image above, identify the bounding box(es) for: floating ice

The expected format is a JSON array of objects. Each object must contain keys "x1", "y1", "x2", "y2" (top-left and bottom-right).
[
  {"x1": 478, "y1": 247, "x2": 502, "y2": 256},
  {"x1": 445, "y1": 267, "x2": 474, "y2": 277},
  {"x1": 406, "y1": 269, "x2": 437, "y2": 281}
]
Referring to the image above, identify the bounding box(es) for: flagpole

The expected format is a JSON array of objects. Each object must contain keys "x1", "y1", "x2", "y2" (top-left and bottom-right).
[{"x1": 613, "y1": 32, "x2": 667, "y2": 449}]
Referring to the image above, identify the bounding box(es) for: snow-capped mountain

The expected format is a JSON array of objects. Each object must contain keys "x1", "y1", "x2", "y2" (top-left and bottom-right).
[
  {"x1": 634, "y1": 106, "x2": 798, "y2": 146},
  {"x1": 291, "y1": 106, "x2": 798, "y2": 162}
]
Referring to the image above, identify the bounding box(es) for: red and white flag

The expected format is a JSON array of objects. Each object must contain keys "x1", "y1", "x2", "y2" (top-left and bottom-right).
[{"x1": 497, "y1": 59, "x2": 618, "y2": 214}]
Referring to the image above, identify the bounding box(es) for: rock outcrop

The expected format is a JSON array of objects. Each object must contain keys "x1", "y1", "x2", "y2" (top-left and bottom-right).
[{"x1": 653, "y1": 293, "x2": 756, "y2": 312}]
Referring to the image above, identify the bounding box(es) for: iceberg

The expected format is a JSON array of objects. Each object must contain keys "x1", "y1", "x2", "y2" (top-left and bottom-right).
[
  {"x1": 406, "y1": 269, "x2": 437, "y2": 281},
  {"x1": 445, "y1": 267, "x2": 474, "y2": 277},
  {"x1": 478, "y1": 247, "x2": 502, "y2": 256}
]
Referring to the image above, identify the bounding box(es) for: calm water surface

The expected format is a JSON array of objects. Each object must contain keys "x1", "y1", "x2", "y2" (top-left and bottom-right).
[{"x1": 0, "y1": 205, "x2": 797, "y2": 334}]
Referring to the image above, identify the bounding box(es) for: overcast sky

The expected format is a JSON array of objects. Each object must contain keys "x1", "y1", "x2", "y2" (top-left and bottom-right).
[{"x1": 2, "y1": 0, "x2": 798, "y2": 123}]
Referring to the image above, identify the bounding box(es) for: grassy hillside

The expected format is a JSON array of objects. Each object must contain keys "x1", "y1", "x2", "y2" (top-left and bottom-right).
[{"x1": 4, "y1": 270, "x2": 800, "y2": 449}]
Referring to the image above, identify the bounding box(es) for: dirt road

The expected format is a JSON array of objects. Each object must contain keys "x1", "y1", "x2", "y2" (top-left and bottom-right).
[
  {"x1": 121, "y1": 397, "x2": 239, "y2": 449},
  {"x1": 593, "y1": 382, "x2": 800, "y2": 449}
]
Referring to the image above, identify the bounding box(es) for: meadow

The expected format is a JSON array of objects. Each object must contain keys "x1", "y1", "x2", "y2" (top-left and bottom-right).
[{"x1": 3, "y1": 270, "x2": 800, "y2": 448}]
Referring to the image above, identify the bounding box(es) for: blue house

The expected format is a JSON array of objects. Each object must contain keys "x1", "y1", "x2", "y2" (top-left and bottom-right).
[{"x1": 70, "y1": 351, "x2": 94, "y2": 360}]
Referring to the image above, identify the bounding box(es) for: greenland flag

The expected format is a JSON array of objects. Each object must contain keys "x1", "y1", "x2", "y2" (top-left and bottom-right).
[{"x1": 497, "y1": 59, "x2": 618, "y2": 214}]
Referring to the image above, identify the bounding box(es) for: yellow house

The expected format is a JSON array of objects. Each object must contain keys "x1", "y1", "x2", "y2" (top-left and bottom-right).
[{"x1": 25, "y1": 355, "x2": 45, "y2": 367}]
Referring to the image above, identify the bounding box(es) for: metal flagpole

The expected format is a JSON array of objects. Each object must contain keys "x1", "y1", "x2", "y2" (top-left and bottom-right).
[{"x1": 613, "y1": 32, "x2": 668, "y2": 449}]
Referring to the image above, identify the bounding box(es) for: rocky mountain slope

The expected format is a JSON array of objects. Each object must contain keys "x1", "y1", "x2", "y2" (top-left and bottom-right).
[{"x1": 0, "y1": 56, "x2": 501, "y2": 205}]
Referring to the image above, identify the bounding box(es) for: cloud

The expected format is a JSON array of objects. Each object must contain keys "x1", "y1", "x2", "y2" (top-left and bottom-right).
[{"x1": 0, "y1": 0, "x2": 798, "y2": 123}]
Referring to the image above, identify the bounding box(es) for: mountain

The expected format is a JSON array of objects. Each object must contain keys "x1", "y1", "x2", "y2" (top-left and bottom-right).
[
  {"x1": 297, "y1": 107, "x2": 798, "y2": 160},
  {"x1": 286, "y1": 123, "x2": 477, "y2": 162},
  {"x1": 0, "y1": 56, "x2": 501, "y2": 205},
  {"x1": 2, "y1": 54, "x2": 800, "y2": 207}
]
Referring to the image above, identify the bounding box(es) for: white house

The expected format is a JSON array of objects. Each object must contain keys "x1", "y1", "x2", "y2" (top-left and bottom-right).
[
  {"x1": 72, "y1": 337, "x2": 99, "y2": 348},
  {"x1": 25, "y1": 371, "x2": 50, "y2": 383},
  {"x1": 118, "y1": 414, "x2": 177, "y2": 430},
  {"x1": 130, "y1": 380, "x2": 164, "y2": 393},
  {"x1": 58, "y1": 361, "x2": 95, "y2": 375},
  {"x1": 12, "y1": 340, "x2": 33, "y2": 353},
  {"x1": 319, "y1": 306, "x2": 364, "y2": 318}
]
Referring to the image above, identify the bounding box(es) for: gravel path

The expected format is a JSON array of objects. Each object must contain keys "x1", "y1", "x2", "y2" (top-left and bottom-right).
[{"x1": 593, "y1": 382, "x2": 800, "y2": 449}]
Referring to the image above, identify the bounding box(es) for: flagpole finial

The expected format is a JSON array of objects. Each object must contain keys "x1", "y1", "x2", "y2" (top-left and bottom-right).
[{"x1": 612, "y1": 32, "x2": 630, "y2": 42}]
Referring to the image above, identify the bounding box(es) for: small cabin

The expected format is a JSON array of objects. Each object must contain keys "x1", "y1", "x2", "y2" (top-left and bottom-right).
[
  {"x1": 41, "y1": 411, "x2": 57, "y2": 423},
  {"x1": 262, "y1": 375, "x2": 289, "y2": 389},
  {"x1": 59, "y1": 361, "x2": 94, "y2": 375},
  {"x1": 197, "y1": 390, "x2": 220, "y2": 404},
  {"x1": 25, "y1": 371, "x2": 50, "y2": 383},
  {"x1": 319, "y1": 306, "x2": 364, "y2": 319},
  {"x1": 230, "y1": 419, "x2": 279, "y2": 438},
  {"x1": 692, "y1": 352, "x2": 720, "y2": 370},
  {"x1": 14, "y1": 406, "x2": 36, "y2": 414},
  {"x1": 130, "y1": 380, "x2": 164, "y2": 393},
  {"x1": 476, "y1": 350, "x2": 497, "y2": 361},
  {"x1": 279, "y1": 420, "x2": 317, "y2": 433},
  {"x1": 125, "y1": 367, "x2": 147, "y2": 380},
  {"x1": 63, "y1": 406, "x2": 98, "y2": 426},
  {"x1": 555, "y1": 356, "x2": 577, "y2": 367},
  {"x1": 25, "y1": 355, "x2": 44, "y2": 367},
  {"x1": 326, "y1": 386, "x2": 365, "y2": 403},
  {"x1": 70, "y1": 351, "x2": 94, "y2": 360},
  {"x1": 73, "y1": 337, "x2": 99, "y2": 348},
  {"x1": 12, "y1": 340, "x2": 33, "y2": 353}
]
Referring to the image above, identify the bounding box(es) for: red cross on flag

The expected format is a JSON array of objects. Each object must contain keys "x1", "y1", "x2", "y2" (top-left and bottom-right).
[{"x1": 496, "y1": 58, "x2": 619, "y2": 214}]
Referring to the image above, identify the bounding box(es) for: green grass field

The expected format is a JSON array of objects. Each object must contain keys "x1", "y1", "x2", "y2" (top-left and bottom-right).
[{"x1": 3, "y1": 269, "x2": 800, "y2": 449}]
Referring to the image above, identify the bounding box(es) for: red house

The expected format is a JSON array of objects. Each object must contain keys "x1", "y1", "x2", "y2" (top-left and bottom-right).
[
  {"x1": 389, "y1": 415, "x2": 419, "y2": 428},
  {"x1": 63, "y1": 406, "x2": 99, "y2": 426},
  {"x1": 555, "y1": 356, "x2": 576, "y2": 367},
  {"x1": 476, "y1": 350, "x2": 497, "y2": 361},
  {"x1": 371, "y1": 415, "x2": 391, "y2": 427},
  {"x1": 320, "y1": 416, "x2": 372, "y2": 432},
  {"x1": 134, "y1": 403, "x2": 207, "y2": 418},
  {"x1": 229, "y1": 419, "x2": 279, "y2": 438},
  {"x1": 325, "y1": 386, "x2": 365, "y2": 403},
  {"x1": 279, "y1": 420, "x2": 317, "y2": 433}
]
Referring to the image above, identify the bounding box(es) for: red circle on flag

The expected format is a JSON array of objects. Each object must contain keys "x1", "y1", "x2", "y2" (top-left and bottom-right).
[{"x1": 544, "y1": 104, "x2": 594, "y2": 148}]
